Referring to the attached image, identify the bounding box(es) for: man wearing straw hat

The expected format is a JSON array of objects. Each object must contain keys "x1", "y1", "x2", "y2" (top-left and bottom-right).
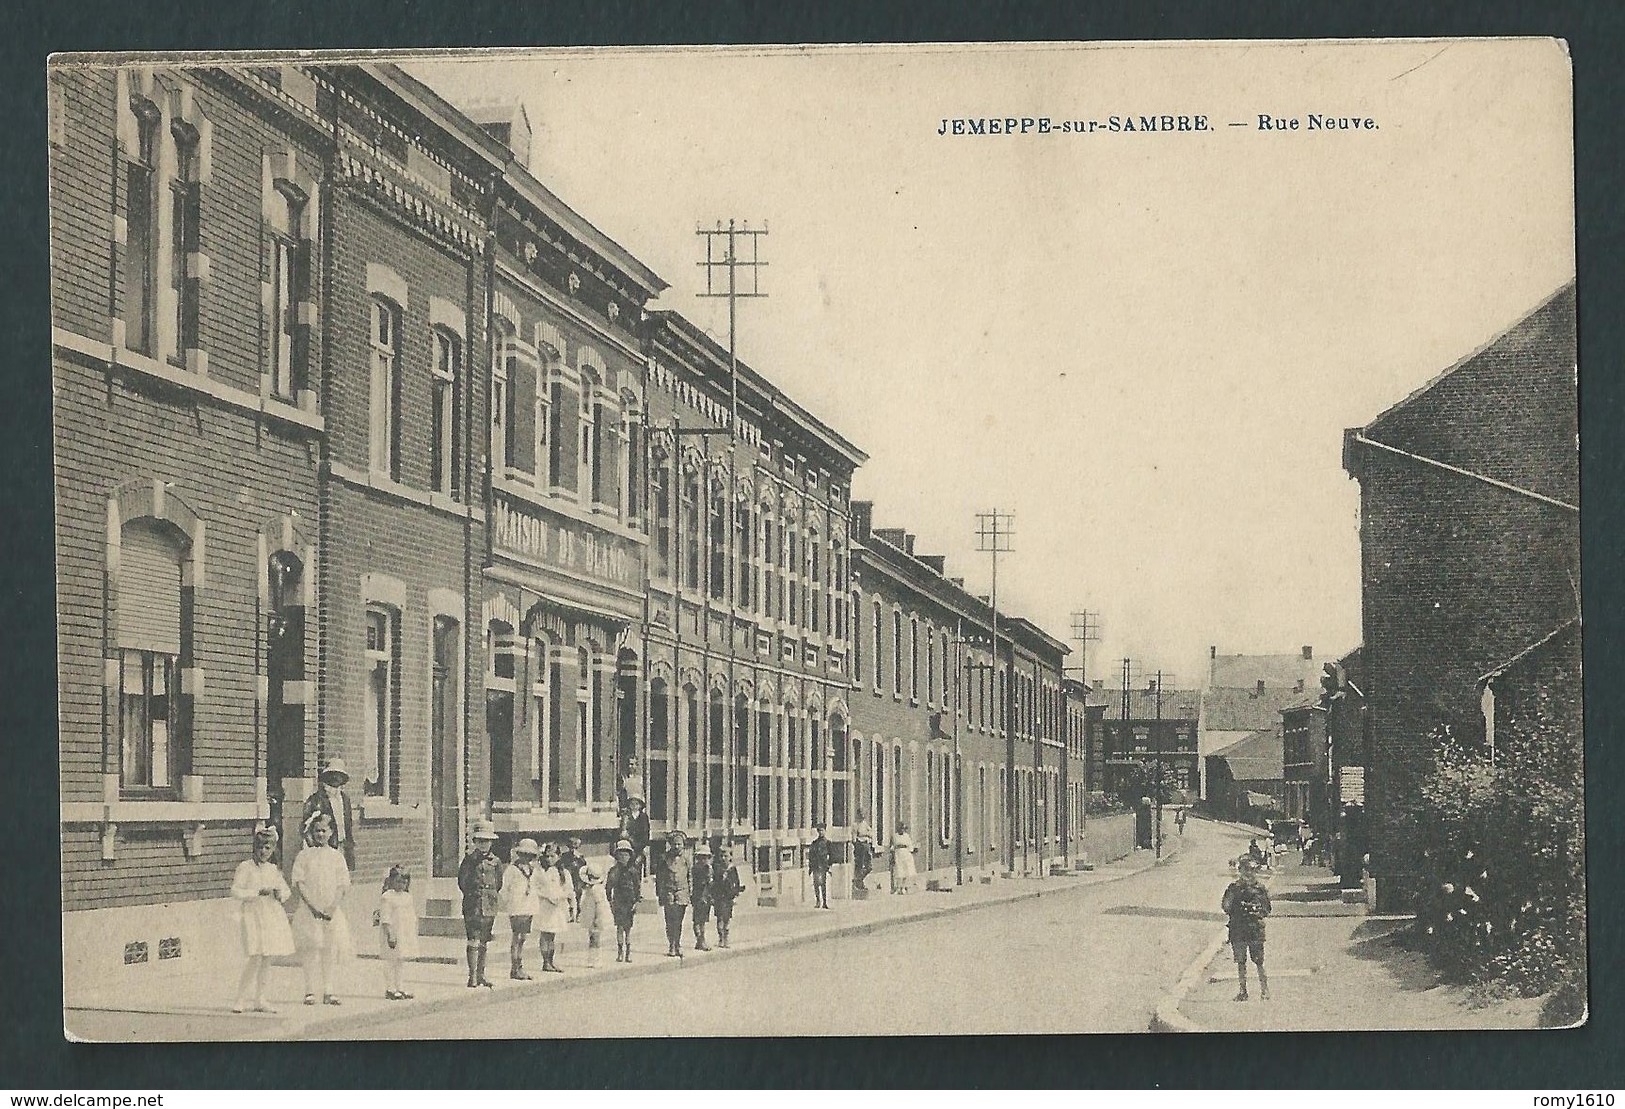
[
  {"x1": 457, "y1": 819, "x2": 504, "y2": 989},
  {"x1": 301, "y1": 757, "x2": 357, "y2": 870}
]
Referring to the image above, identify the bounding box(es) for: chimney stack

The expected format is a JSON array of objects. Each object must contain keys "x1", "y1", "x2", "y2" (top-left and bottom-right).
[
  {"x1": 850, "y1": 500, "x2": 874, "y2": 539},
  {"x1": 1302, "y1": 645, "x2": 1313, "y2": 660},
  {"x1": 903, "y1": 533, "x2": 916, "y2": 555},
  {"x1": 1256, "y1": 679, "x2": 1265, "y2": 696}
]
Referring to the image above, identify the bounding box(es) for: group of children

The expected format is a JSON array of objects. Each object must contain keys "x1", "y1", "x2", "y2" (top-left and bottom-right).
[{"x1": 231, "y1": 811, "x2": 757, "y2": 1012}]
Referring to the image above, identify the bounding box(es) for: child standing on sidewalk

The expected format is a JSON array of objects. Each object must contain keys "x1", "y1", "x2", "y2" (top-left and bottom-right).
[
  {"x1": 1222, "y1": 857, "x2": 1273, "y2": 1001},
  {"x1": 711, "y1": 843, "x2": 745, "y2": 949},
  {"x1": 606, "y1": 838, "x2": 641, "y2": 963},
  {"x1": 457, "y1": 820, "x2": 503, "y2": 989},
  {"x1": 375, "y1": 865, "x2": 418, "y2": 1000},
  {"x1": 499, "y1": 839, "x2": 542, "y2": 980},
  {"x1": 533, "y1": 841, "x2": 570, "y2": 973},
  {"x1": 577, "y1": 865, "x2": 611, "y2": 968},
  {"x1": 230, "y1": 825, "x2": 294, "y2": 1013},
  {"x1": 291, "y1": 812, "x2": 352, "y2": 1006}
]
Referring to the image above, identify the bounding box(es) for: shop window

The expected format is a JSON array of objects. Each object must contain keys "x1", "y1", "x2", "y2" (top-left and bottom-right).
[
  {"x1": 430, "y1": 328, "x2": 461, "y2": 497},
  {"x1": 369, "y1": 298, "x2": 400, "y2": 478},
  {"x1": 364, "y1": 605, "x2": 400, "y2": 802}
]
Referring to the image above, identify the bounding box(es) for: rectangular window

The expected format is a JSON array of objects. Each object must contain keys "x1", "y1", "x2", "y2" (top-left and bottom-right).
[
  {"x1": 491, "y1": 358, "x2": 510, "y2": 476},
  {"x1": 652, "y1": 464, "x2": 672, "y2": 579},
  {"x1": 369, "y1": 300, "x2": 399, "y2": 478},
  {"x1": 123, "y1": 106, "x2": 160, "y2": 356},
  {"x1": 535, "y1": 382, "x2": 552, "y2": 488},
  {"x1": 532, "y1": 640, "x2": 554, "y2": 804},
  {"x1": 120, "y1": 649, "x2": 175, "y2": 791},
  {"x1": 431, "y1": 330, "x2": 460, "y2": 497},
  {"x1": 363, "y1": 606, "x2": 399, "y2": 802}
]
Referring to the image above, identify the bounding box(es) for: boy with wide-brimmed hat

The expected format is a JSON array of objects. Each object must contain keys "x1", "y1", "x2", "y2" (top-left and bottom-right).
[
  {"x1": 500, "y1": 838, "x2": 542, "y2": 980},
  {"x1": 301, "y1": 757, "x2": 358, "y2": 870},
  {"x1": 457, "y1": 820, "x2": 503, "y2": 988},
  {"x1": 606, "y1": 837, "x2": 642, "y2": 963},
  {"x1": 691, "y1": 840, "x2": 715, "y2": 951}
]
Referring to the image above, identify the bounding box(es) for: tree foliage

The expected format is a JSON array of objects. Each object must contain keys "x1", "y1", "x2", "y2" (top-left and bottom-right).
[{"x1": 1411, "y1": 682, "x2": 1585, "y2": 1007}]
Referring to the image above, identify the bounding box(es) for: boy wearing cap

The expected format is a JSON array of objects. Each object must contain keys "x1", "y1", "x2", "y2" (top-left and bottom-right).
[
  {"x1": 500, "y1": 838, "x2": 543, "y2": 980},
  {"x1": 1222, "y1": 857, "x2": 1273, "y2": 1001},
  {"x1": 711, "y1": 843, "x2": 746, "y2": 949},
  {"x1": 655, "y1": 830, "x2": 691, "y2": 958},
  {"x1": 691, "y1": 841, "x2": 715, "y2": 951},
  {"x1": 457, "y1": 821, "x2": 504, "y2": 988},
  {"x1": 559, "y1": 836, "x2": 588, "y2": 922},
  {"x1": 606, "y1": 838, "x2": 642, "y2": 962},
  {"x1": 809, "y1": 824, "x2": 834, "y2": 909}
]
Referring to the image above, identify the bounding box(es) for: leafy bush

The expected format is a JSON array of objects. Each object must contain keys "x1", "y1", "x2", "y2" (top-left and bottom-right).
[{"x1": 1410, "y1": 682, "x2": 1585, "y2": 1002}]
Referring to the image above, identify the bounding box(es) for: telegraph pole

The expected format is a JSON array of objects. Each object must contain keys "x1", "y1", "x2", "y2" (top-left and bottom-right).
[
  {"x1": 693, "y1": 220, "x2": 766, "y2": 839},
  {"x1": 1065, "y1": 610, "x2": 1101, "y2": 851},
  {"x1": 1150, "y1": 669, "x2": 1177, "y2": 860},
  {"x1": 976, "y1": 509, "x2": 1014, "y2": 872},
  {"x1": 1068, "y1": 610, "x2": 1102, "y2": 688}
]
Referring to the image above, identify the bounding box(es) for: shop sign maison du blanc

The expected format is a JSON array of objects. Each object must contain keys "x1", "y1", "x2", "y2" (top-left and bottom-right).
[{"x1": 493, "y1": 494, "x2": 642, "y2": 590}]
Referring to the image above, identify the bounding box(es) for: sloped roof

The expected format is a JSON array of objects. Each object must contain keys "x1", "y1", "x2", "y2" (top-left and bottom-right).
[
  {"x1": 1210, "y1": 652, "x2": 1315, "y2": 690},
  {"x1": 1104, "y1": 687, "x2": 1201, "y2": 721},
  {"x1": 1201, "y1": 686, "x2": 1307, "y2": 732},
  {"x1": 1209, "y1": 727, "x2": 1284, "y2": 781}
]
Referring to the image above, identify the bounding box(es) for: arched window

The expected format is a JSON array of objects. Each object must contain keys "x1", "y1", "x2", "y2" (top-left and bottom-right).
[
  {"x1": 430, "y1": 327, "x2": 461, "y2": 497},
  {"x1": 734, "y1": 692, "x2": 751, "y2": 824},
  {"x1": 647, "y1": 677, "x2": 670, "y2": 821},
  {"x1": 760, "y1": 509, "x2": 776, "y2": 619},
  {"x1": 549, "y1": 369, "x2": 576, "y2": 493},
  {"x1": 909, "y1": 616, "x2": 920, "y2": 701},
  {"x1": 534, "y1": 345, "x2": 559, "y2": 489},
  {"x1": 786, "y1": 525, "x2": 800, "y2": 625},
  {"x1": 734, "y1": 497, "x2": 752, "y2": 611},
  {"x1": 872, "y1": 600, "x2": 883, "y2": 690},
  {"x1": 118, "y1": 518, "x2": 185, "y2": 791},
  {"x1": 485, "y1": 620, "x2": 517, "y2": 804},
  {"x1": 369, "y1": 297, "x2": 400, "y2": 478},
  {"x1": 621, "y1": 393, "x2": 642, "y2": 525},
  {"x1": 577, "y1": 645, "x2": 597, "y2": 804},
  {"x1": 268, "y1": 181, "x2": 309, "y2": 401},
  {"x1": 123, "y1": 99, "x2": 162, "y2": 355},
  {"x1": 925, "y1": 621, "x2": 936, "y2": 704},
  {"x1": 707, "y1": 687, "x2": 726, "y2": 824},
  {"x1": 651, "y1": 454, "x2": 671, "y2": 579},
  {"x1": 682, "y1": 684, "x2": 700, "y2": 824},
  {"x1": 681, "y1": 465, "x2": 701, "y2": 591},
  {"x1": 808, "y1": 527, "x2": 822, "y2": 635},
  {"x1": 531, "y1": 636, "x2": 556, "y2": 804},
  {"x1": 830, "y1": 715, "x2": 849, "y2": 826},
  {"x1": 366, "y1": 604, "x2": 402, "y2": 802},
  {"x1": 892, "y1": 610, "x2": 904, "y2": 696},
  {"x1": 708, "y1": 477, "x2": 727, "y2": 602},
  {"x1": 579, "y1": 370, "x2": 598, "y2": 504},
  {"x1": 592, "y1": 390, "x2": 615, "y2": 509},
  {"x1": 170, "y1": 122, "x2": 201, "y2": 355}
]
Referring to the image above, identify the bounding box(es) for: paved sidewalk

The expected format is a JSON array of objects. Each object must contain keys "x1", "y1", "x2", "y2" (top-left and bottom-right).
[
  {"x1": 67, "y1": 847, "x2": 1174, "y2": 1041},
  {"x1": 1161, "y1": 856, "x2": 1545, "y2": 1031}
]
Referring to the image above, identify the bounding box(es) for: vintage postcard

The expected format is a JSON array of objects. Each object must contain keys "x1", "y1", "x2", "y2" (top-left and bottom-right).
[{"x1": 49, "y1": 39, "x2": 1580, "y2": 1040}]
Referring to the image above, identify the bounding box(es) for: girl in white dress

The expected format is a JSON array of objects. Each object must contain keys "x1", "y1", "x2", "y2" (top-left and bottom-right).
[
  {"x1": 375, "y1": 865, "x2": 419, "y2": 1000},
  {"x1": 291, "y1": 811, "x2": 352, "y2": 1005},
  {"x1": 893, "y1": 823, "x2": 917, "y2": 894},
  {"x1": 230, "y1": 825, "x2": 295, "y2": 1013},
  {"x1": 533, "y1": 842, "x2": 571, "y2": 973}
]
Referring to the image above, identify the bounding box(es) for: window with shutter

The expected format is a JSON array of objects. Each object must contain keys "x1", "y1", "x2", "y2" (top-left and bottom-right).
[{"x1": 119, "y1": 521, "x2": 182, "y2": 655}]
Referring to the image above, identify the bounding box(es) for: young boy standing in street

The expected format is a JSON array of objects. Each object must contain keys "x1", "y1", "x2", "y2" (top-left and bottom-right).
[
  {"x1": 606, "y1": 838, "x2": 642, "y2": 963},
  {"x1": 711, "y1": 843, "x2": 745, "y2": 948},
  {"x1": 808, "y1": 823, "x2": 833, "y2": 909},
  {"x1": 457, "y1": 820, "x2": 504, "y2": 989},
  {"x1": 1221, "y1": 857, "x2": 1273, "y2": 1001},
  {"x1": 691, "y1": 841, "x2": 715, "y2": 952}
]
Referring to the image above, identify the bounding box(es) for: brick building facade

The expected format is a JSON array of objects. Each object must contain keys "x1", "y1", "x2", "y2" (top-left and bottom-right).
[
  {"x1": 1344, "y1": 282, "x2": 1579, "y2": 910},
  {"x1": 849, "y1": 507, "x2": 1084, "y2": 883},
  {"x1": 643, "y1": 313, "x2": 865, "y2": 901}
]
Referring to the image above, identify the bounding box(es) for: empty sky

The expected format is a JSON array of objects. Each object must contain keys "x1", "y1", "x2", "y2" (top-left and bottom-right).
[{"x1": 404, "y1": 40, "x2": 1574, "y2": 688}]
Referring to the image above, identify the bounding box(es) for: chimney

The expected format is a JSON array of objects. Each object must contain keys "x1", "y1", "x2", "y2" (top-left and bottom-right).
[
  {"x1": 458, "y1": 100, "x2": 534, "y2": 168},
  {"x1": 1302, "y1": 645, "x2": 1313, "y2": 660},
  {"x1": 849, "y1": 500, "x2": 874, "y2": 539},
  {"x1": 1256, "y1": 679, "x2": 1265, "y2": 696},
  {"x1": 948, "y1": 576, "x2": 964, "y2": 588},
  {"x1": 874, "y1": 527, "x2": 908, "y2": 550},
  {"x1": 978, "y1": 595, "x2": 991, "y2": 606},
  {"x1": 903, "y1": 533, "x2": 916, "y2": 555},
  {"x1": 918, "y1": 554, "x2": 946, "y2": 574}
]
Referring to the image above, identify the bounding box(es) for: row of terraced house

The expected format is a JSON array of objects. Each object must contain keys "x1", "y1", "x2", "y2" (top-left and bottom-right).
[{"x1": 51, "y1": 59, "x2": 1095, "y2": 992}]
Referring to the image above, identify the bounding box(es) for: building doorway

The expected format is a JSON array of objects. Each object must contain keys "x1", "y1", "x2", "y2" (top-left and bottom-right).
[{"x1": 431, "y1": 615, "x2": 461, "y2": 876}]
